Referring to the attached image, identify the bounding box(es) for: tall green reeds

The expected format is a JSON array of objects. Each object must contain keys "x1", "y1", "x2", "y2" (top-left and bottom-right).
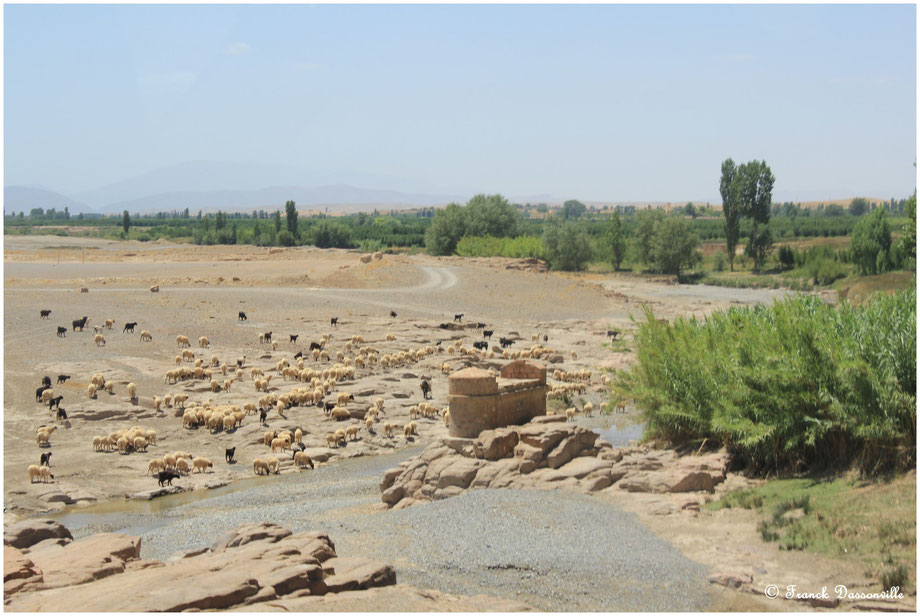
[{"x1": 615, "y1": 290, "x2": 916, "y2": 474}]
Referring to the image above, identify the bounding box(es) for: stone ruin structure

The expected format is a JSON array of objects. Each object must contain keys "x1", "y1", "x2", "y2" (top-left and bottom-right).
[{"x1": 448, "y1": 360, "x2": 548, "y2": 438}]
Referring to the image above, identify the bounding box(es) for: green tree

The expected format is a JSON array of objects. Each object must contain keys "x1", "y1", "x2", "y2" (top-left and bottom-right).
[
  {"x1": 604, "y1": 212, "x2": 627, "y2": 270},
  {"x1": 894, "y1": 191, "x2": 916, "y2": 269},
  {"x1": 561, "y1": 199, "x2": 587, "y2": 220},
  {"x1": 285, "y1": 200, "x2": 299, "y2": 238},
  {"x1": 122, "y1": 210, "x2": 131, "y2": 234},
  {"x1": 465, "y1": 193, "x2": 519, "y2": 237},
  {"x1": 849, "y1": 197, "x2": 869, "y2": 216},
  {"x1": 685, "y1": 202, "x2": 697, "y2": 219},
  {"x1": 277, "y1": 229, "x2": 295, "y2": 247},
  {"x1": 719, "y1": 158, "x2": 740, "y2": 271},
  {"x1": 650, "y1": 216, "x2": 702, "y2": 275},
  {"x1": 272, "y1": 210, "x2": 282, "y2": 233},
  {"x1": 851, "y1": 208, "x2": 892, "y2": 275},
  {"x1": 311, "y1": 220, "x2": 353, "y2": 248},
  {"x1": 424, "y1": 203, "x2": 468, "y2": 255},
  {"x1": 633, "y1": 208, "x2": 665, "y2": 265},
  {"x1": 215, "y1": 210, "x2": 226, "y2": 230},
  {"x1": 542, "y1": 221, "x2": 592, "y2": 271}
]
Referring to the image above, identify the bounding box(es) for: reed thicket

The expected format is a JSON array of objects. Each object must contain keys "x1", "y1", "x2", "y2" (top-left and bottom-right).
[{"x1": 615, "y1": 290, "x2": 916, "y2": 474}]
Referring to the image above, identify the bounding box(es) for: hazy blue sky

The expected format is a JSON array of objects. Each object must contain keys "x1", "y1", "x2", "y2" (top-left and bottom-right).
[{"x1": 4, "y1": 3, "x2": 917, "y2": 202}]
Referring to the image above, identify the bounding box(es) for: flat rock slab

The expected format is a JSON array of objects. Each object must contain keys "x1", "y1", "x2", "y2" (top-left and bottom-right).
[
  {"x1": 26, "y1": 532, "x2": 141, "y2": 588},
  {"x1": 4, "y1": 519, "x2": 73, "y2": 550},
  {"x1": 127, "y1": 485, "x2": 185, "y2": 500}
]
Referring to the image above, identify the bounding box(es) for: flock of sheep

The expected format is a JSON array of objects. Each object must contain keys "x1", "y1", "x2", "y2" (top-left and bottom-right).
[{"x1": 26, "y1": 284, "x2": 612, "y2": 494}]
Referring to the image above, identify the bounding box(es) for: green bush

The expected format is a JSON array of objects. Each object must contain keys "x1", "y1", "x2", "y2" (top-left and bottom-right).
[
  {"x1": 542, "y1": 221, "x2": 593, "y2": 271},
  {"x1": 615, "y1": 290, "x2": 916, "y2": 475},
  {"x1": 455, "y1": 235, "x2": 544, "y2": 259}
]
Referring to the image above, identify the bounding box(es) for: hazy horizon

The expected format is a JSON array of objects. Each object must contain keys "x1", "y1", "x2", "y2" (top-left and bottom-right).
[{"x1": 4, "y1": 4, "x2": 917, "y2": 205}]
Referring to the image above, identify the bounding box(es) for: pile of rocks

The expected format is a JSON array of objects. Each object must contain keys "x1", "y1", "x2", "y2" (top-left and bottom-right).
[
  {"x1": 4, "y1": 520, "x2": 397, "y2": 611},
  {"x1": 380, "y1": 416, "x2": 729, "y2": 509}
]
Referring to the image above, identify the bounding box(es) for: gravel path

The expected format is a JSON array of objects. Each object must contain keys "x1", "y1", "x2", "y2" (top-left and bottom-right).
[{"x1": 50, "y1": 447, "x2": 716, "y2": 611}]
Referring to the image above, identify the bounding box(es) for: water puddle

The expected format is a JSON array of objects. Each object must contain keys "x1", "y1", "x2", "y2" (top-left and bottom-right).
[{"x1": 594, "y1": 423, "x2": 644, "y2": 447}]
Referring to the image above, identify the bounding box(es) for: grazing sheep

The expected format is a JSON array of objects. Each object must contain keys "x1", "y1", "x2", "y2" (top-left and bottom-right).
[
  {"x1": 92, "y1": 435, "x2": 104, "y2": 451},
  {"x1": 133, "y1": 436, "x2": 148, "y2": 452},
  {"x1": 93, "y1": 325, "x2": 104, "y2": 334},
  {"x1": 253, "y1": 458, "x2": 270, "y2": 475},
  {"x1": 383, "y1": 422, "x2": 396, "y2": 438},
  {"x1": 173, "y1": 393, "x2": 188, "y2": 408},
  {"x1": 375, "y1": 397, "x2": 384, "y2": 411},
  {"x1": 270, "y1": 437, "x2": 289, "y2": 453},
  {"x1": 294, "y1": 428, "x2": 303, "y2": 444},
  {"x1": 583, "y1": 402, "x2": 594, "y2": 418},
  {"x1": 292, "y1": 451, "x2": 314, "y2": 469},
  {"x1": 140, "y1": 330, "x2": 152, "y2": 342},
  {"x1": 365, "y1": 415, "x2": 375, "y2": 431},
  {"x1": 157, "y1": 470, "x2": 180, "y2": 486},
  {"x1": 147, "y1": 459, "x2": 165, "y2": 475},
  {"x1": 163, "y1": 453, "x2": 178, "y2": 470},
  {"x1": 267, "y1": 457, "x2": 281, "y2": 474},
  {"x1": 127, "y1": 382, "x2": 137, "y2": 401},
  {"x1": 325, "y1": 433, "x2": 339, "y2": 448},
  {"x1": 198, "y1": 336, "x2": 210, "y2": 348},
  {"x1": 176, "y1": 335, "x2": 191, "y2": 348},
  {"x1": 192, "y1": 457, "x2": 213, "y2": 473},
  {"x1": 404, "y1": 421, "x2": 418, "y2": 438},
  {"x1": 145, "y1": 429, "x2": 157, "y2": 445},
  {"x1": 443, "y1": 409, "x2": 451, "y2": 427},
  {"x1": 331, "y1": 407, "x2": 350, "y2": 421},
  {"x1": 28, "y1": 464, "x2": 53, "y2": 483},
  {"x1": 105, "y1": 318, "x2": 115, "y2": 330},
  {"x1": 41, "y1": 388, "x2": 54, "y2": 404},
  {"x1": 565, "y1": 407, "x2": 577, "y2": 422},
  {"x1": 345, "y1": 425, "x2": 360, "y2": 441}
]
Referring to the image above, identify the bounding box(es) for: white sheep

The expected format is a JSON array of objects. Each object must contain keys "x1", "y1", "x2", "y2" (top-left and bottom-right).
[
  {"x1": 253, "y1": 458, "x2": 270, "y2": 475},
  {"x1": 94, "y1": 333, "x2": 106, "y2": 346},
  {"x1": 147, "y1": 459, "x2": 165, "y2": 475},
  {"x1": 140, "y1": 330, "x2": 152, "y2": 342},
  {"x1": 198, "y1": 336, "x2": 210, "y2": 348},
  {"x1": 192, "y1": 457, "x2": 213, "y2": 473},
  {"x1": 267, "y1": 457, "x2": 281, "y2": 474},
  {"x1": 41, "y1": 388, "x2": 54, "y2": 404},
  {"x1": 175, "y1": 458, "x2": 191, "y2": 475},
  {"x1": 176, "y1": 335, "x2": 191, "y2": 348},
  {"x1": 127, "y1": 382, "x2": 137, "y2": 401},
  {"x1": 105, "y1": 318, "x2": 115, "y2": 330}
]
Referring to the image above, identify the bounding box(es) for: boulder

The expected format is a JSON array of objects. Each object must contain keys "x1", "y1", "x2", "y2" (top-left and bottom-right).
[
  {"x1": 435, "y1": 458, "x2": 483, "y2": 490},
  {"x1": 322, "y1": 558, "x2": 396, "y2": 593},
  {"x1": 212, "y1": 523, "x2": 292, "y2": 551},
  {"x1": 381, "y1": 485, "x2": 404, "y2": 506},
  {"x1": 516, "y1": 423, "x2": 572, "y2": 455},
  {"x1": 26, "y1": 532, "x2": 142, "y2": 588},
  {"x1": 4, "y1": 519, "x2": 73, "y2": 550},
  {"x1": 128, "y1": 485, "x2": 185, "y2": 500},
  {"x1": 4, "y1": 546, "x2": 43, "y2": 596},
  {"x1": 545, "y1": 429, "x2": 598, "y2": 469},
  {"x1": 553, "y1": 456, "x2": 611, "y2": 480},
  {"x1": 473, "y1": 429, "x2": 519, "y2": 460}
]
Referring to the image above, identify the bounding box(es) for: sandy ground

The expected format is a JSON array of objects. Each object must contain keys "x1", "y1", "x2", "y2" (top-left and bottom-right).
[{"x1": 5, "y1": 236, "x2": 856, "y2": 609}]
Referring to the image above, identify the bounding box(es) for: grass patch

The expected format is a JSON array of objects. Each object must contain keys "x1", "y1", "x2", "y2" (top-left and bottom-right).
[
  {"x1": 837, "y1": 271, "x2": 917, "y2": 305},
  {"x1": 601, "y1": 338, "x2": 633, "y2": 353},
  {"x1": 708, "y1": 474, "x2": 916, "y2": 591}
]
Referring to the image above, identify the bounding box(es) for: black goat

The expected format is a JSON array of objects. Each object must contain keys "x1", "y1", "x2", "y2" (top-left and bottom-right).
[
  {"x1": 40, "y1": 310, "x2": 51, "y2": 319},
  {"x1": 309, "y1": 341, "x2": 323, "y2": 351},
  {"x1": 476, "y1": 322, "x2": 486, "y2": 329},
  {"x1": 261, "y1": 331, "x2": 273, "y2": 343},
  {"x1": 259, "y1": 409, "x2": 268, "y2": 425},
  {"x1": 294, "y1": 351, "x2": 303, "y2": 360},
  {"x1": 56, "y1": 408, "x2": 67, "y2": 421},
  {"x1": 225, "y1": 447, "x2": 236, "y2": 463},
  {"x1": 390, "y1": 310, "x2": 397, "y2": 318},
  {"x1": 499, "y1": 337, "x2": 515, "y2": 349},
  {"x1": 41, "y1": 376, "x2": 52, "y2": 388},
  {"x1": 40, "y1": 452, "x2": 52, "y2": 467},
  {"x1": 483, "y1": 330, "x2": 494, "y2": 339},
  {"x1": 330, "y1": 317, "x2": 338, "y2": 327},
  {"x1": 238, "y1": 311, "x2": 247, "y2": 321},
  {"x1": 454, "y1": 313, "x2": 464, "y2": 322},
  {"x1": 323, "y1": 401, "x2": 336, "y2": 416},
  {"x1": 543, "y1": 334, "x2": 548, "y2": 343},
  {"x1": 57, "y1": 374, "x2": 70, "y2": 384},
  {"x1": 438, "y1": 323, "x2": 450, "y2": 330},
  {"x1": 420, "y1": 380, "x2": 432, "y2": 400},
  {"x1": 123, "y1": 322, "x2": 137, "y2": 333},
  {"x1": 35, "y1": 385, "x2": 51, "y2": 402},
  {"x1": 56, "y1": 326, "x2": 67, "y2": 338},
  {"x1": 289, "y1": 334, "x2": 299, "y2": 344},
  {"x1": 473, "y1": 341, "x2": 488, "y2": 351},
  {"x1": 157, "y1": 470, "x2": 180, "y2": 486},
  {"x1": 72, "y1": 316, "x2": 89, "y2": 331},
  {"x1": 48, "y1": 396, "x2": 64, "y2": 410},
  {"x1": 606, "y1": 329, "x2": 621, "y2": 340}
]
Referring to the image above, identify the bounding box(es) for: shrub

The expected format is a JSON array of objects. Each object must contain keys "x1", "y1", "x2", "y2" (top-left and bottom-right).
[
  {"x1": 851, "y1": 208, "x2": 893, "y2": 275},
  {"x1": 615, "y1": 290, "x2": 916, "y2": 475},
  {"x1": 542, "y1": 221, "x2": 593, "y2": 271}
]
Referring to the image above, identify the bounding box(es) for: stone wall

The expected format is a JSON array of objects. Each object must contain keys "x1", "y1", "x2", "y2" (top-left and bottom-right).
[{"x1": 448, "y1": 360, "x2": 547, "y2": 438}]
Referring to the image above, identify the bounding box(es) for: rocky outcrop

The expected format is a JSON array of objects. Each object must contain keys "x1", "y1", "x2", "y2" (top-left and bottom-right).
[
  {"x1": 3, "y1": 519, "x2": 73, "y2": 550},
  {"x1": 380, "y1": 417, "x2": 729, "y2": 509},
  {"x1": 4, "y1": 522, "x2": 395, "y2": 611}
]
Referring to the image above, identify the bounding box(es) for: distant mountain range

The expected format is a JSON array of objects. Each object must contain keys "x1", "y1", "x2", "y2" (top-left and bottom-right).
[{"x1": 4, "y1": 161, "x2": 465, "y2": 215}]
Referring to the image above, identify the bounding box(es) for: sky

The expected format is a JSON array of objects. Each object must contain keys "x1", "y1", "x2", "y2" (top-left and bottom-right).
[{"x1": 3, "y1": 3, "x2": 917, "y2": 203}]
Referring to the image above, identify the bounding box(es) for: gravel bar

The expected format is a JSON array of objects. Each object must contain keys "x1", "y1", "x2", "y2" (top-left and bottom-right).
[{"x1": 50, "y1": 447, "x2": 716, "y2": 611}]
